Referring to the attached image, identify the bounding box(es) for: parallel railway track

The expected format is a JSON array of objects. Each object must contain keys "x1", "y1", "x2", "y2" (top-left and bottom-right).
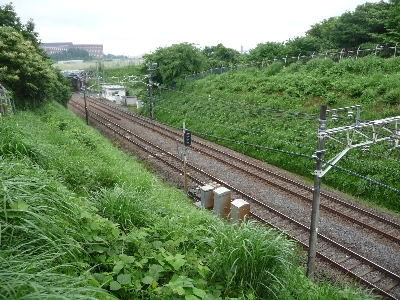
[{"x1": 69, "y1": 95, "x2": 400, "y2": 299}]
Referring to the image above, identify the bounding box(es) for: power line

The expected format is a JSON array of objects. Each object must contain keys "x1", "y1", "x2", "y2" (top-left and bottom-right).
[{"x1": 191, "y1": 128, "x2": 400, "y2": 195}]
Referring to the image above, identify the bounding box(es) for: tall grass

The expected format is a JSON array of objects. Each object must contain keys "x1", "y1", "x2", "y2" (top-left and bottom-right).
[
  {"x1": 206, "y1": 222, "x2": 296, "y2": 298},
  {"x1": 0, "y1": 157, "x2": 116, "y2": 299},
  {"x1": 0, "y1": 102, "x2": 378, "y2": 299}
]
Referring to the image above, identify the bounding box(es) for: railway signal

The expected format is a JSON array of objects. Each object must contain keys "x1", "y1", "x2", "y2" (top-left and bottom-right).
[
  {"x1": 176, "y1": 123, "x2": 191, "y2": 193},
  {"x1": 184, "y1": 130, "x2": 191, "y2": 147}
]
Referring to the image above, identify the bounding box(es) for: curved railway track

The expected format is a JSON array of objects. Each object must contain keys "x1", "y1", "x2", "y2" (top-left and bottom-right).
[{"x1": 69, "y1": 94, "x2": 400, "y2": 299}]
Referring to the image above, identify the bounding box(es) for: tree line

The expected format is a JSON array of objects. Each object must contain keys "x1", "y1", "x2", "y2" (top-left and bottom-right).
[
  {"x1": 143, "y1": 0, "x2": 400, "y2": 86},
  {"x1": 50, "y1": 48, "x2": 92, "y2": 61},
  {"x1": 1, "y1": 0, "x2": 399, "y2": 109}
]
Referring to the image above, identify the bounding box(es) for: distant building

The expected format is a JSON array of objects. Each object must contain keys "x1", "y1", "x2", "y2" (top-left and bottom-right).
[{"x1": 40, "y1": 42, "x2": 104, "y2": 57}]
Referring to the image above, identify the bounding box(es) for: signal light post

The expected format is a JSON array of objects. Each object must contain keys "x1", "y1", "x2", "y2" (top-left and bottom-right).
[
  {"x1": 178, "y1": 122, "x2": 192, "y2": 193},
  {"x1": 147, "y1": 63, "x2": 157, "y2": 119}
]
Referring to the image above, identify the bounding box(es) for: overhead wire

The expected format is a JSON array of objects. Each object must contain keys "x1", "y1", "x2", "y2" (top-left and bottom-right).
[{"x1": 191, "y1": 129, "x2": 400, "y2": 194}]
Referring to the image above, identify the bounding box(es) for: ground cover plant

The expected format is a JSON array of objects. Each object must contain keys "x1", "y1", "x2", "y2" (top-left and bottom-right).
[
  {"x1": 138, "y1": 55, "x2": 400, "y2": 214},
  {"x1": 0, "y1": 101, "x2": 377, "y2": 299}
]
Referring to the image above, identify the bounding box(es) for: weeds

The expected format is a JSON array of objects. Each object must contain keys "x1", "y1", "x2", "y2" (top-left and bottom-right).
[{"x1": 0, "y1": 101, "x2": 379, "y2": 299}]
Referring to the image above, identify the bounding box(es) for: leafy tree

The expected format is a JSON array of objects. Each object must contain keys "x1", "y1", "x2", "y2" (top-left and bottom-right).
[
  {"x1": 202, "y1": 44, "x2": 242, "y2": 68},
  {"x1": 307, "y1": 1, "x2": 393, "y2": 50},
  {"x1": 247, "y1": 42, "x2": 286, "y2": 62},
  {"x1": 306, "y1": 17, "x2": 339, "y2": 49},
  {"x1": 384, "y1": 0, "x2": 400, "y2": 43},
  {"x1": 142, "y1": 42, "x2": 207, "y2": 86},
  {"x1": 0, "y1": 2, "x2": 40, "y2": 47},
  {"x1": 0, "y1": 3, "x2": 71, "y2": 109},
  {"x1": 284, "y1": 35, "x2": 324, "y2": 58},
  {"x1": 50, "y1": 48, "x2": 92, "y2": 61},
  {"x1": 334, "y1": 2, "x2": 390, "y2": 48}
]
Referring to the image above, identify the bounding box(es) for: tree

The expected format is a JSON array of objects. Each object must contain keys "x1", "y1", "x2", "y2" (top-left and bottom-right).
[
  {"x1": 0, "y1": 3, "x2": 71, "y2": 109},
  {"x1": 0, "y1": 2, "x2": 40, "y2": 47},
  {"x1": 334, "y1": 2, "x2": 390, "y2": 48},
  {"x1": 284, "y1": 36, "x2": 324, "y2": 58},
  {"x1": 202, "y1": 44, "x2": 242, "y2": 68},
  {"x1": 142, "y1": 43, "x2": 207, "y2": 86},
  {"x1": 247, "y1": 42, "x2": 286, "y2": 62},
  {"x1": 50, "y1": 48, "x2": 91, "y2": 61},
  {"x1": 384, "y1": 0, "x2": 400, "y2": 43},
  {"x1": 306, "y1": 17, "x2": 340, "y2": 49},
  {"x1": 307, "y1": 1, "x2": 392, "y2": 50}
]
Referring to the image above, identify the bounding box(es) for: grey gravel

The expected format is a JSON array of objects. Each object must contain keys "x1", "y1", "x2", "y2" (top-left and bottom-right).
[{"x1": 69, "y1": 95, "x2": 400, "y2": 298}]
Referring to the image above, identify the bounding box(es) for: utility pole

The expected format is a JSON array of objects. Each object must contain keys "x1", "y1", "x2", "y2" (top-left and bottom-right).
[
  {"x1": 83, "y1": 72, "x2": 89, "y2": 125},
  {"x1": 307, "y1": 104, "x2": 327, "y2": 279},
  {"x1": 96, "y1": 60, "x2": 100, "y2": 98},
  {"x1": 306, "y1": 105, "x2": 400, "y2": 279},
  {"x1": 147, "y1": 63, "x2": 157, "y2": 119}
]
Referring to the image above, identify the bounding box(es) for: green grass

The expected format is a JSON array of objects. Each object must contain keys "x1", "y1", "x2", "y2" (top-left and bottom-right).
[
  {"x1": 137, "y1": 55, "x2": 400, "y2": 214},
  {"x1": 0, "y1": 101, "x2": 378, "y2": 299}
]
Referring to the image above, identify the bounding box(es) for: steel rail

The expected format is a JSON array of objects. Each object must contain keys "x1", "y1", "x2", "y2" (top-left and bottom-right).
[
  {"x1": 69, "y1": 96, "x2": 400, "y2": 299},
  {"x1": 85, "y1": 97, "x2": 400, "y2": 242}
]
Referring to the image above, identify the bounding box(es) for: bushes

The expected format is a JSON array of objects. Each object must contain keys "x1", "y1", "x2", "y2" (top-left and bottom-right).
[
  {"x1": 384, "y1": 88, "x2": 400, "y2": 105},
  {"x1": 145, "y1": 54, "x2": 400, "y2": 213}
]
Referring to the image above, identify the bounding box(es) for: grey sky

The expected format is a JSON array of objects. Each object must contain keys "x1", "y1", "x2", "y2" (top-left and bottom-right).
[{"x1": 9, "y1": 0, "x2": 382, "y2": 56}]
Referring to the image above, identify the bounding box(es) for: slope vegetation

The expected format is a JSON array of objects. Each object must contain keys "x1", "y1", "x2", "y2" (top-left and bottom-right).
[
  {"x1": 0, "y1": 102, "x2": 376, "y2": 299},
  {"x1": 142, "y1": 55, "x2": 400, "y2": 213}
]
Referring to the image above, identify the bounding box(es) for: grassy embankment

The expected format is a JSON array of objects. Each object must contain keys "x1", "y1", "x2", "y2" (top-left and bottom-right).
[
  {"x1": 0, "y1": 101, "x2": 377, "y2": 299},
  {"x1": 138, "y1": 55, "x2": 400, "y2": 214}
]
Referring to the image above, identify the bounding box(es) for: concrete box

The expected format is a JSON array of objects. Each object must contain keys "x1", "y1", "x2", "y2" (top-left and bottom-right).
[
  {"x1": 213, "y1": 187, "x2": 231, "y2": 218},
  {"x1": 230, "y1": 199, "x2": 250, "y2": 225},
  {"x1": 200, "y1": 185, "x2": 214, "y2": 209}
]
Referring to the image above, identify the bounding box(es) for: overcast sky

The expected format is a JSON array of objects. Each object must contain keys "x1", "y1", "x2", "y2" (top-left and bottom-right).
[{"x1": 9, "y1": 0, "x2": 381, "y2": 57}]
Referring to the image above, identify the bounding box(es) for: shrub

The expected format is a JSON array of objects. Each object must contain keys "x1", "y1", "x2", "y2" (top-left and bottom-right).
[
  {"x1": 384, "y1": 88, "x2": 400, "y2": 105},
  {"x1": 360, "y1": 88, "x2": 377, "y2": 104},
  {"x1": 263, "y1": 61, "x2": 284, "y2": 77}
]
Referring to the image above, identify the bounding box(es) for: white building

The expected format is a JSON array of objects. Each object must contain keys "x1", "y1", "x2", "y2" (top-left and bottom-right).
[{"x1": 101, "y1": 85, "x2": 126, "y2": 104}]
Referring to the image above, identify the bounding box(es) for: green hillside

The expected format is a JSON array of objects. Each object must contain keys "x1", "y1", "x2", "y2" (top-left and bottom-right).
[{"x1": 137, "y1": 55, "x2": 400, "y2": 214}]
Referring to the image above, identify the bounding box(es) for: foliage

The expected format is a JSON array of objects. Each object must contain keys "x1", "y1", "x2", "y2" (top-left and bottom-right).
[
  {"x1": 0, "y1": 3, "x2": 71, "y2": 110},
  {"x1": 384, "y1": 0, "x2": 400, "y2": 43},
  {"x1": 202, "y1": 43, "x2": 242, "y2": 68},
  {"x1": 247, "y1": 42, "x2": 286, "y2": 62},
  {"x1": 0, "y1": 102, "x2": 376, "y2": 299},
  {"x1": 284, "y1": 36, "x2": 325, "y2": 57},
  {"x1": 138, "y1": 55, "x2": 400, "y2": 213},
  {"x1": 142, "y1": 42, "x2": 207, "y2": 86},
  {"x1": 50, "y1": 47, "x2": 92, "y2": 61},
  {"x1": 103, "y1": 53, "x2": 129, "y2": 60},
  {"x1": 306, "y1": 1, "x2": 396, "y2": 49},
  {"x1": 0, "y1": 2, "x2": 40, "y2": 47}
]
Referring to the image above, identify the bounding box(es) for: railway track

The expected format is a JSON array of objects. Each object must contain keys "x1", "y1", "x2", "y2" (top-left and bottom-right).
[{"x1": 69, "y1": 94, "x2": 400, "y2": 299}]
